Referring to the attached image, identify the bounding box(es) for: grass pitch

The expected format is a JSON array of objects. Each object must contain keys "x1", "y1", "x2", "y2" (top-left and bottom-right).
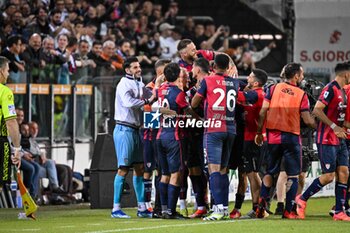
[{"x1": 0, "y1": 197, "x2": 349, "y2": 233}]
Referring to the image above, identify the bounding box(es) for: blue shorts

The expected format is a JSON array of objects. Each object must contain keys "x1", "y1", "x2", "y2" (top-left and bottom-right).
[
  {"x1": 266, "y1": 143, "x2": 302, "y2": 176},
  {"x1": 142, "y1": 129, "x2": 158, "y2": 172},
  {"x1": 113, "y1": 124, "x2": 143, "y2": 168},
  {"x1": 317, "y1": 140, "x2": 349, "y2": 173},
  {"x1": 204, "y1": 132, "x2": 235, "y2": 167},
  {"x1": 157, "y1": 138, "x2": 184, "y2": 175}
]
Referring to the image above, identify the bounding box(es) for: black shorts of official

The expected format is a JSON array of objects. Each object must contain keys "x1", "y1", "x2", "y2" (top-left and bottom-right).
[
  {"x1": 187, "y1": 132, "x2": 204, "y2": 169},
  {"x1": 0, "y1": 136, "x2": 11, "y2": 186},
  {"x1": 241, "y1": 141, "x2": 266, "y2": 173},
  {"x1": 228, "y1": 128, "x2": 244, "y2": 170}
]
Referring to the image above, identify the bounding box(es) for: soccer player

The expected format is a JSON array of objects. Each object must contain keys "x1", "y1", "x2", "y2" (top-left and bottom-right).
[
  {"x1": 342, "y1": 77, "x2": 350, "y2": 217},
  {"x1": 142, "y1": 59, "x2": 171, "y2": 217},
  {"x1": 177, "y1": 38, "x2": 215, "y2": 73},
  {"x1": 192, "y1": 54, "x2": 240, "y2": 220},
  {"x1": 296, "y1": 61, "x2": 350, "y2": 221},
  {"x1": 111, "y1": 57, "x2": 154, "y2": 219},
  {"x1": 156, "y1": 62, "x2": 198, "y2": 219},
  {"x1": 0, "y1": 56, "x2": 21, "y2": 190},
  {"x1": 231, "y1": 69, "x2": 268, "y2": 219},
  {"x1": 187, "y1": 58, "x2": 211, "y2": 218},
  {"x1": 255, "y1": 63, "x2": 316, "y2": 219}
]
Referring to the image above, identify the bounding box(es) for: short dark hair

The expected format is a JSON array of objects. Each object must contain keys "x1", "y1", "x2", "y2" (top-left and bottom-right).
[
  {"x1": 79, "y1": 39, "x2": 89, "y2": 46},
  {"x1": 0, "y1": 56, "x2": 10, "y2": 69},
  {"x1": 123, "y1": 56, "x2": 139, "y2": 71},
  {"x1": 335, "y1": 61, "x2": 350, "y2": 74},
  {"x1": 177, "y1": 39, "x2": 193, "y2": 52},
  {"x1": 252, "y1": 68, "x2": 268, "y2": 86},
  {"x1": 194, "y1": 58, "x2": 210, "y2": 74},
  {"x1": 67, "y1": 36, "x2": 78, "y2": 47},
  {"x1": 214, "y1": 54, "x2": 229, "y2": 70},
  {"x1": 50, "y1": 8, "x2": 62, "y2": 17},
  {"x1": 7, "y1": 35, "x2": 22, "y2": 47},
  {"x1": 164, "y1": 63, "x2": 180, "y2": 82},
  {"x1": 92, "y1": 40, "x2": 102, "y2": 47},
  {"x1": 154, "y1": 59, "x2": 171, "y2": 70},
  {"x1": 118, "y1": 38, "x2": 131, "y2": 47},
  {"x1": 284, "y1": 63, "x2": 302, "y2": 80}
]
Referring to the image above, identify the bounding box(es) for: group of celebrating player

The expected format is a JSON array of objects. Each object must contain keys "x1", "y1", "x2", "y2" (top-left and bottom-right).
[{"x1": 110, "y1": 38, "x2": 350, "y2": 221}]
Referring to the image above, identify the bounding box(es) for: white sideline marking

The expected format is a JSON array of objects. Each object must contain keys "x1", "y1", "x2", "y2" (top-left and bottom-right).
[
  {"x1": 86, "y1": 220, "x2": 254, "y2": 233},
  {"x1": 8, "y1": 229, "x2": 41, "y2": 232},
  {"x1": 58, "y1": 225, "x2": 76, "y2": 228}
]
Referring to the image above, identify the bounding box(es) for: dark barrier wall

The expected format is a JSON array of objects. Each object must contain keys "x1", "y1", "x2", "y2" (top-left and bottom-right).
[{"x1": 90, "y1": 134, "x2": 137, "y2": 208}]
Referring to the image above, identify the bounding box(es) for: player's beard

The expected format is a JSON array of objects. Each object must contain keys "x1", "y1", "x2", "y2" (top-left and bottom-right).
[
  {"x1": 134, "y1": 71, "x2": 142, "y2": 79},
  {"x1": 188, "y1": 55, "x2": 196, "y2": 62}
]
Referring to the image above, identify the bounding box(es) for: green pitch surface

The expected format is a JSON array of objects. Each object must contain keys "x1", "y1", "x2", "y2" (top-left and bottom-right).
[{"x1": 0, "y1": 197, "x2": 349, "y2": 233}]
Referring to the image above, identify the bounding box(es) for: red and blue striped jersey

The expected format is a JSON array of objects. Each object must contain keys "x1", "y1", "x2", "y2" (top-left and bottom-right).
[
  {"x1": 156, "y1": 82, "x2": 189, "y2": 140},
  {"x1": 178, "y1": 50, "x2": 215, "y2": 73},
  {"x1": 197, "y1": 73, "x2": 240, "y2": 133},
  {"x1": 316, "y1": 80, "x2": 347, "y2": 145}
]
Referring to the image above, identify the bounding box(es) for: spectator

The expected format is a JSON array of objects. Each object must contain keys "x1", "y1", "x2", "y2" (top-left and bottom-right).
[
  {"x1": 159, "y1": 23, "x2": 178, "y2": 60},
  {"x1": 21, "y1": 33, "x2": 44, "y2": 83},
  {"x1": 87, "y1": 40, "x2": 102, "y2": 64},
  {"x1": 49, "y1": 9, "x2": 72, "y2": 37},
  {"x1": 1, "y1": 3, "x2": 17, "y2": 21},
  {"x1": 182, "y1": 16, "x2": 195, "y2": 40},
  {"x1": 73, "y1": 39, "x2": 96, "y2": 82},
  {"x1": 19, "y1": 122, "x2": 41, "y2": 201},
  {"x1": 148, "y1": 4, "x2": 163, "y2": 31},
  {"x1": 80, "y1": 24, "x2": 97, "y2": 48},
  {"x1": 124, "y1": 16, "x2": 140, "y2": 46},
  {"x1": 164, "y1": 1, "x2": 178, "y2": 25},
  {"x1": 237, "y1": 51, "x2": 256, "y2": 76},
  {"x1": 0, "y1": 35, "x2": 25, "y2": 83},
  {"x1": 95, "y1": 40, "x2": 123, "y2": 76},
  {"x1": 40, "y1": 36, "x2": 66, "y2": 83},
  {"x1": 192, "y1": 23, "x2": 205, "y2": 48},
  {"x1": 55, "y1": 33, "x2": 71, "y2": 84},
  {"x1": 20, "y1": 2, "x2": 33, "y2": 25},
  {"x1": 23, "y1": 7, "x2": 50, "y2": 40},
  {"x1": 55, "y1": 0, "x2": 69, "y2": 22},
  {"x1": 28, "y1": 121, "x2": 65, "y2": 194},
  {"x1": 11, "y1": 10, "x2": 25, "y2": 36},
  {"x1": 0, "y1": 20, "x2": 14, "y2": 51},
  {"x1": 116, "y1": 39, "x2": 131, "y2": 60}
]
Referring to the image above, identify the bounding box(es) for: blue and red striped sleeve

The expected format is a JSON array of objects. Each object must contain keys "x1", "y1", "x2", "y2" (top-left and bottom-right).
[
  {"x1": 300, "y1": 94, "x2": 310, "y2": 112},
  {"x1": 318, "y1": 85, "x2": 334, "y2": 106},
  {"x1": 197, "y1": 79, "x2": 207, "y2": 98}
]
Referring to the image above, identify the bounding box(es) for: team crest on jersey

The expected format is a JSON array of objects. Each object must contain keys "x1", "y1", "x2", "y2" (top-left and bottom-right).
[
  {"x1": 325, "y1": 164, "x2": 330, "y2": 170},
  {"x1": 146, "y1": 163, "x2": 151, "y2": 168}
]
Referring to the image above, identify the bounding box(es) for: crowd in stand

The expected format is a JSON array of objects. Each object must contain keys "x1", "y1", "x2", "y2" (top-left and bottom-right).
[{"x1": 0, "y1": 0, "x2": 276, "y2": 85}]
